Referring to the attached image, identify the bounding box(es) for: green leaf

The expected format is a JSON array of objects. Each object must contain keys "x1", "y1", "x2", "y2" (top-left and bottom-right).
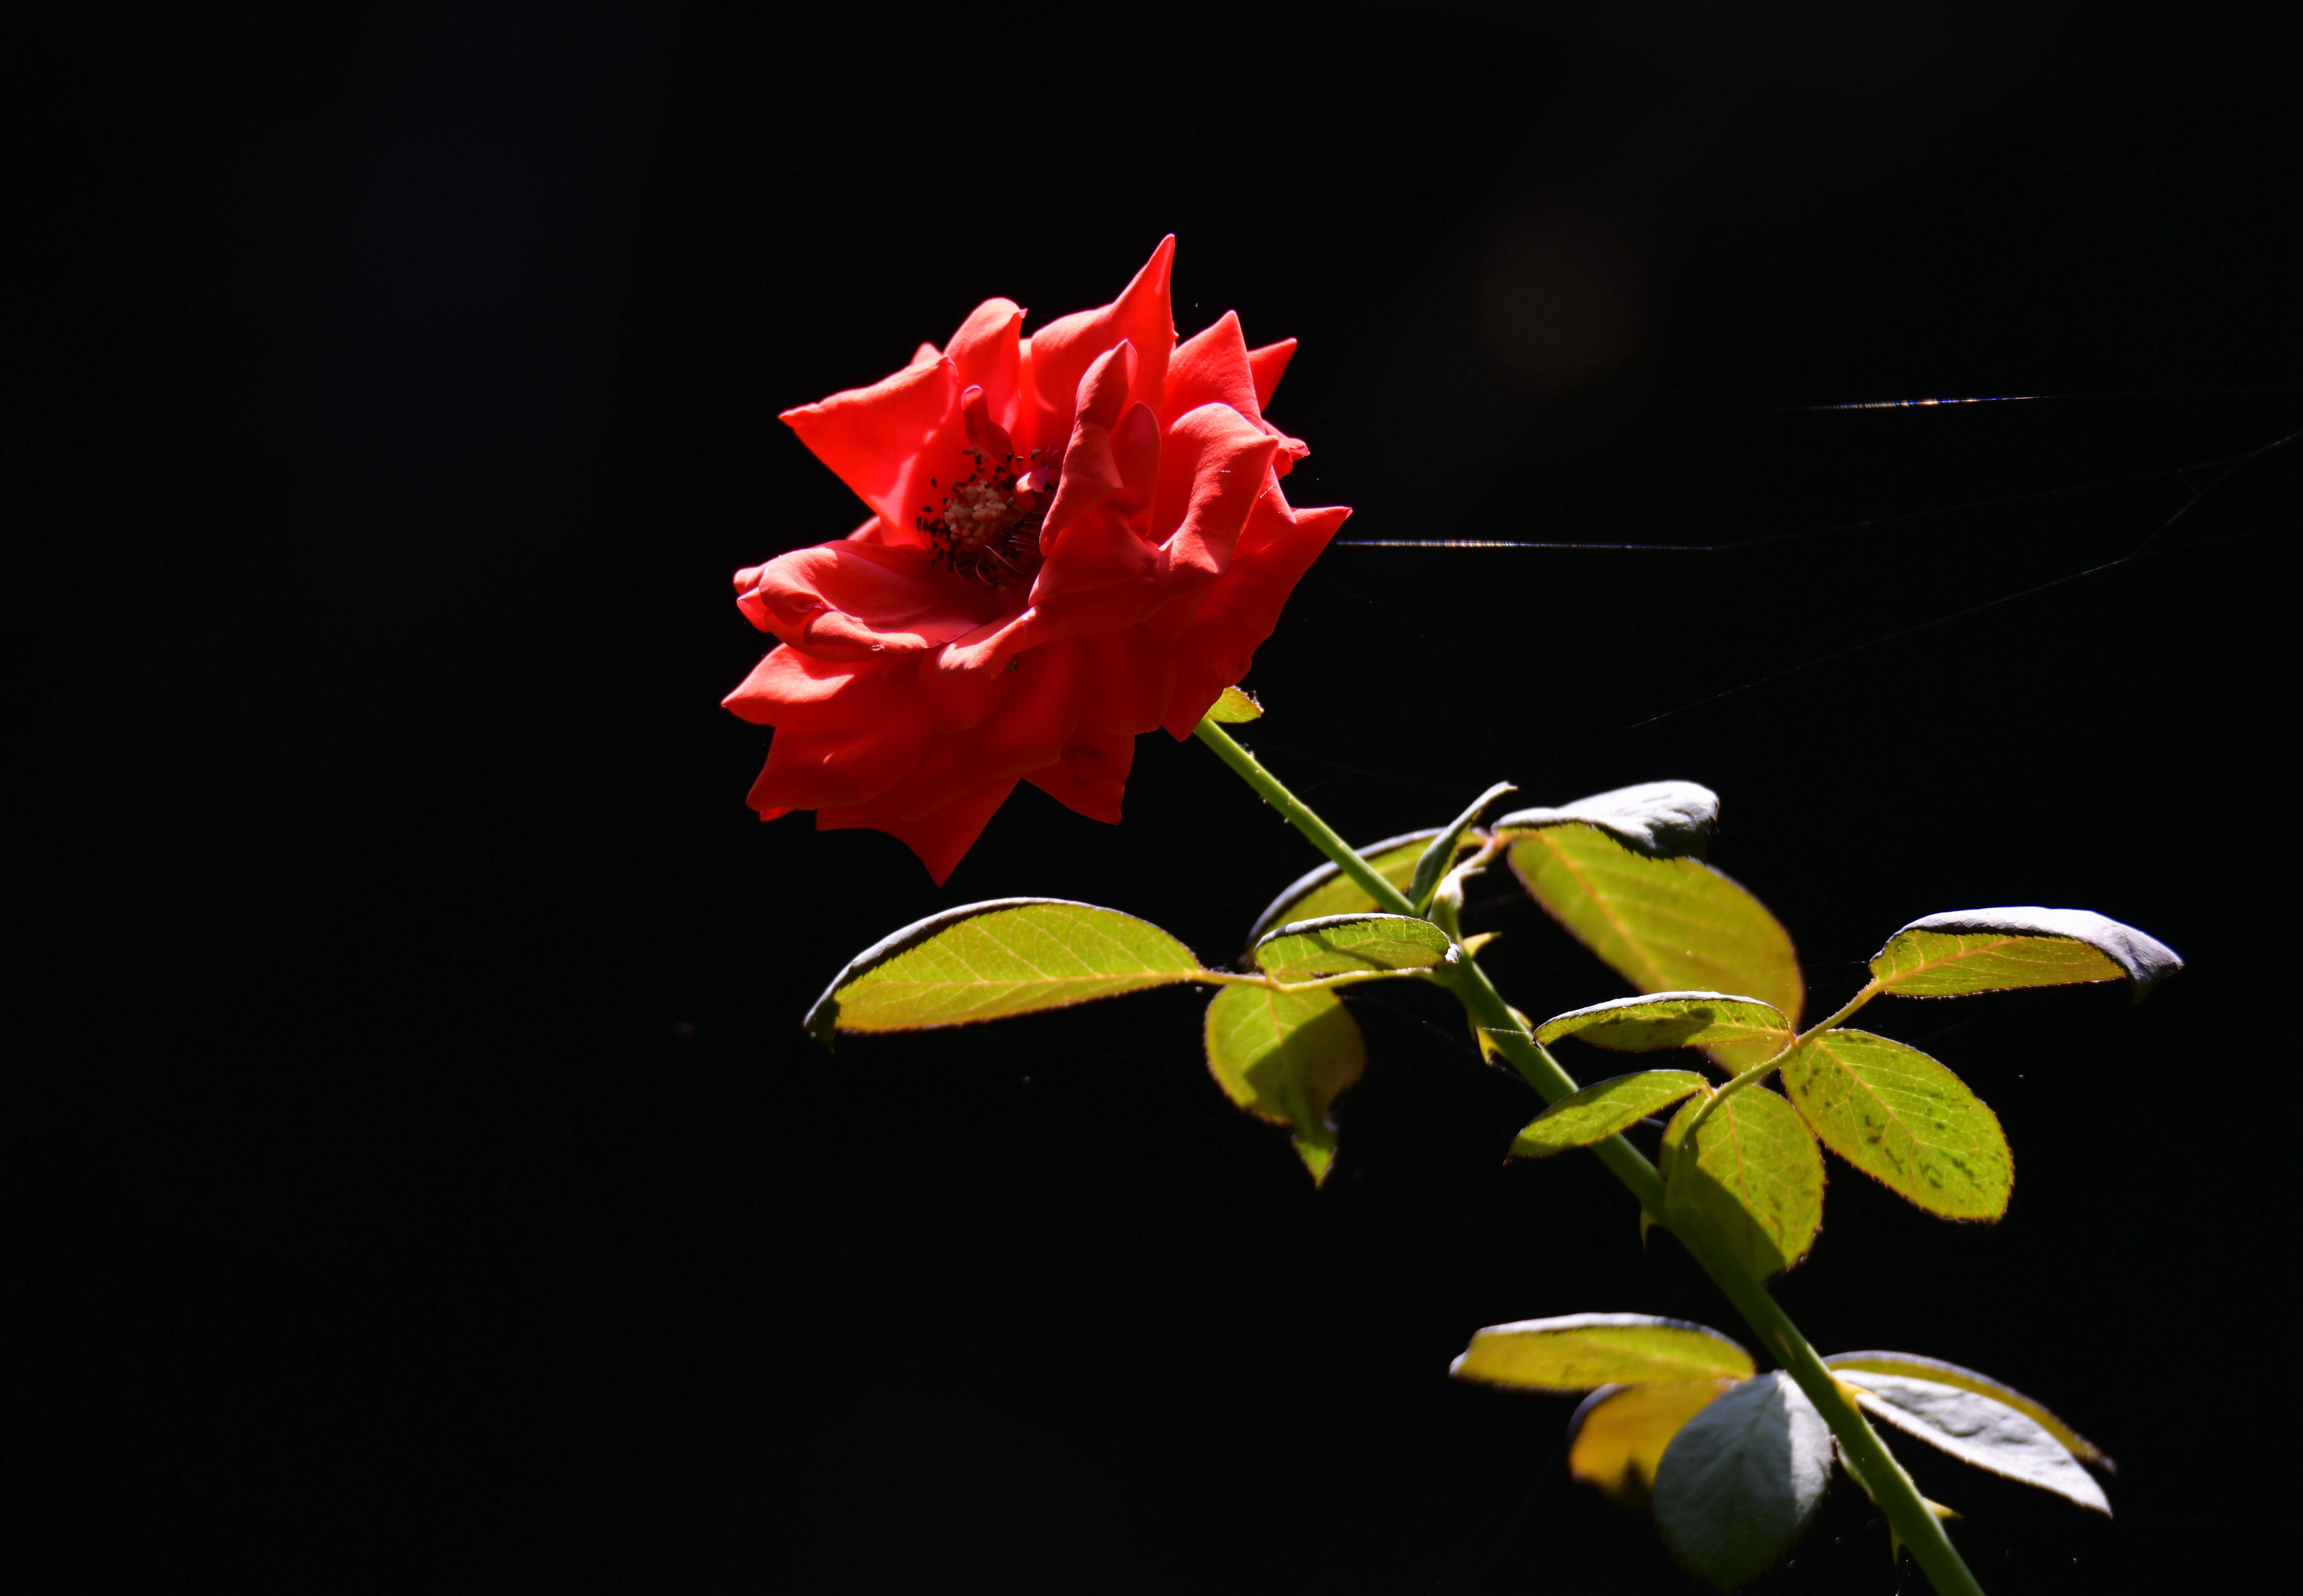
[
  {"x1": 1568, "y1": 1381, "x2": 1741, "y2": 1510},
  {"x1": 1506, "y1": 822, "x2": 1802, "y2": 1068},
  {"x1": 1450, "y1": 1313, "x2": 1756, "y2": 1392},
  {"x1": 1207, "y1": 685, "x2": 1263, "y2": 723},
  {"x1": 1203, "y1": 982, "x2": 1365, "y2": 1184},
  {"x1": 1663, "y1": 1087, "x2": 1824, "y2": 1279},
  {"x1": 1407, "y1": 780, "x2": 1515, "y2": 911},
  {"x1": 805, "y1": 898, "x2": 1206, "y2": 1039},
  {"x1": 1823, "y1": 1351, "x2": 2109, "y2": 1468},
  {"x1": 1653, "y1": 1371, "x2": 1832, "y2": 1591},
  {"x1": 1511, "y1": 1071, "x2": 1711, "y2": 1158},
  {"x1": 1834, "y1": 1370, "x2": 2111, "y2": 1514},
  {"x1": 1492, "y1": 780, "x2": 1721, "y2": 859},
  {"x1": 1250, "y1": 913, "x2": 1457, "y2": 982},
  {"x1": 1244, "y1": 830, "x2": 1475, "y2": 947},
  {"x1": 1870, "y1": 907, "x2": 2183, "y2": 1000},
  {"x1": 1778, "y1": 1029, "x2": 2011, "y2": 1220},
  {"x1": 1535, "y1": 992, "x2": 1793, "y2": 1054}
]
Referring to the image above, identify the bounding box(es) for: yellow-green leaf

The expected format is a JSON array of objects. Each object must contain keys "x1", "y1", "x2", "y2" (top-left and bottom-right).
[
  {"x1": 1568, "y1": 1380, "x2": 1741, "y2": 1510},
  {"x1": 805, "y1": 898, "x2": 1205, "y2": 1039},
  {"x1": 1822, "y1": 1351, "x2": 2109, "y2": 1468},
  {"x1": 1535, "y1": 992, "x2": 1792, "y2": 1055},
  {"x1": 1779, "y1": 1029, "x2": 2011, "y2": 1220},
  {"x1": 1507, "y1": 825, "x2": 1802, "y2": 1068},
  {"x1": 1511, "y1": 1071, "x2": 1711, "y2": 1159},
  {"x1": 1451, "y1": 1313, "x2": 1756, "y2": 1392},
  {"x1": 1870, "y1": 907, "x2": 2183, "y2": 1000},
  {"x1": 1207, "y1": 685, "x2": 1263, "y2": 723},
  {"x1": 1407, "y1": 780, "x2": 1516, "y2": 910},
  {"x1": 1250, "y1": 912, "x2": 1457, "y2": 982},
  {"x1": 1203, "y1": 982, "x2": 1365, "y2": 1184},
  {"x1": 1663, "y1": 1087, "x2": 1824, "y2": 1279},
  {"x1": 1244, "y1": 831, "x2": 1474, "y2": 948}
]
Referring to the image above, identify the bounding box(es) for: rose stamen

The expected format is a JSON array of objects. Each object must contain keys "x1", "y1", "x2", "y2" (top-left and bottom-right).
[{"x1": 918, "y1": 446, "x2": 1055, "y2": 591}]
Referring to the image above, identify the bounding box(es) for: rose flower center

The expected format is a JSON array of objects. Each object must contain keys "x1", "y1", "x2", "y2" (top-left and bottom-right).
[{"x1": 919, "y1": 447, "x2": 1054, "y2": 592}]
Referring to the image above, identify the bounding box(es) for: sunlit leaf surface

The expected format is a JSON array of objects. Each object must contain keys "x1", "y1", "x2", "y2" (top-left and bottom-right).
[
  {"x1": 1451, "y1": 1313, "x2": 1756, "y2": 1392},
  {"x1": 1203, "y1": 983, "x2": 1365, "y2": 1184},
  {"x1": 1535, "y1": 991, "x2": 1792, "y2": 1055},
  {"x1": 1511, "y1": 1071, "x2": 1711, "y2": 1158},
  {"x1": 1664, "y1": 1088, "x2": 1824, "y2": 1279},
  {"x1": 1653, "y1": 1371, "x2": 1832, "y2": 1591},
  {"x1": 1568, "y1": 1380, "x2": 1741, "y2": 1509},
  {"x1": 1837, "y1": 1370, "x2": 2111, "y2": 1513},
  {"x1": 806, "y1": 899, "x2": 1205, "y2": 1037},
  {"x1": 1823, "y1": 1351, "x2": 2108, "y2": 1467},
  {"x1": 1871, "y1": 906, "x2": 2182, "y2": 999},
  {"x1": 1779, "y1": 1029, "x2": 2011, "y2": 1220},
  {"x1": 1250, "y1": 913, "x2": 1455, "y2": 982},
  {"x1": 1508, "y1": 825, "x2": 1802, "y2": 1067}
]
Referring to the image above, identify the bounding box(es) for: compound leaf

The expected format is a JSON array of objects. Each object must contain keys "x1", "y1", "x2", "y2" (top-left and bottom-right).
[
  {"x1": 1823, "y1": 1351, "x2": 2109, "y2": 1468},
  {"x1": 1451, "y1": 1313, "x2": 1756, "y2": 1392},
  {"x1": 806, "y1": 898, "x2": 1204, "y2": 1038},
  {"x1": 1835, "y1": 1370, "x2": 2111, "y2": 1514},
  {"x1": 1779, "y1": 1029, "x2": 2011, "y2": 1220},
  {"x1": 1251, "y1": 913, "x2": 1456, "y2": 982},
  {"x1": 1568, "y1": 1381, "x2": 1742, "y2": 1510},
  {"x1": 1535, "y1": 992, "x2": 1792, "y2": 1055},
  {"x1": 1511, "y1": 1072, "x2": 1711, "y2": 1159},
  {"x1": 1507, "y1": 822, "x2": 1802, "y2": 1068},
  {"x1": 1653, "y1": 1371, "x2": 1832, "y2": 1591},
  {"x1": 1244, "y1": 831, "x2": 1474, "y2": 947},
  {"x1": 1870, "y1": 907, "x2": 2182, "y2": 1000},
  {"x1": 1663, "y1": 1088, "x2": 1825, "y2": 1279},
  {"x1": 1203, "y1": 982, "x2": 1365, "y2": 1184}
]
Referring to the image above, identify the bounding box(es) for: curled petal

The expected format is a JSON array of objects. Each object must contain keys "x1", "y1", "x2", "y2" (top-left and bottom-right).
[
  {"x1": 722, "y1": 646, "x2": 918, "y2": 731},
  {"x1": 1023, "y1": 725, "x2": 1137, "y2": 824},
  {"x1": 1162, "y1": 492, "x2": 1351, "y2": 737},
  {"x1": 817, "y1": 777, "x2": 1020, "y2": 887},
  {"x1": 1026, "y1": 236, "x2": 1175, "y2": 454},
  {"x1": 1145, "y1": 401, "x2": 1281, "y2": 634},
  {"x1": 945, "y1": 298, "x2": 1023, "y2": 436},
  {"x1": 734, "y1": 542, "x2": 1007, "y2": 660}
]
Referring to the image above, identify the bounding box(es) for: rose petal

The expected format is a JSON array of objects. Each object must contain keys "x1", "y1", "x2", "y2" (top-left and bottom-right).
[
  {"x1": 1162, "y1": 493, "x2": 1351, "y2": 737},
  {"x1": 945, "y1": 298, "x2": 1023, "y2": 436},
  {"x1": 1247, "y1": 339, "x2": 1295, "y2": 410},
  {"x1": 1023, "y1": 725, "x2": 1136, "y2": 824},
  {"x1": 892, "y1": 638, "x2": 1088, "y2": 819},
  {"x1": 1146, "y1": 401, "x2": 1280, "y2": 619},
  {"x1": 779, "y1": 356, "x2": 955, "y2": 532},
  {"x1": 1026, "y1": 237, "x2": 1175, "y2": 458},
  {"x1": 1077, "y1": 626, "x2": 1175, "y2": 738},
  {"x1": 722, "y1": 646, "x2": 918, "y2": 731},
  {"x1": 746, "y1": 692, "x2": 939, "y2": 812},
  {"x1": 735, "y1": 541, "x2": 1007, "y2": 659}
]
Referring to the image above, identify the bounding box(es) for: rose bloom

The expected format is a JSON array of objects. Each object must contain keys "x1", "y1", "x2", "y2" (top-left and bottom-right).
[{"x1": 723, "y1": 238, "x2": 1349, "y2": 882}]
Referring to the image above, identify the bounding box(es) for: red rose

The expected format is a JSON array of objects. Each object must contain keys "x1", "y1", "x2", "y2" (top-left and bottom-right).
[{"x1": 723, "y1": 239, "x2": 1350, "y2": 883}]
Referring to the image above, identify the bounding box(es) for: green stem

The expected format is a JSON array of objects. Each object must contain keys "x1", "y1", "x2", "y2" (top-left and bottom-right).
[
  {"x1": 1193, "y1": 718, "x2": 1418, "y2": 916},
  {"x1": 1191, "y1": 717, "x2": 1987, "y2": 1596}
]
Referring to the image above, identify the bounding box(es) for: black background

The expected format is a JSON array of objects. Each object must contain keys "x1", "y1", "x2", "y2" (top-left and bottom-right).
[{"x1": 8, "y1": 3, "x2": 2294, "y2": 1592}]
